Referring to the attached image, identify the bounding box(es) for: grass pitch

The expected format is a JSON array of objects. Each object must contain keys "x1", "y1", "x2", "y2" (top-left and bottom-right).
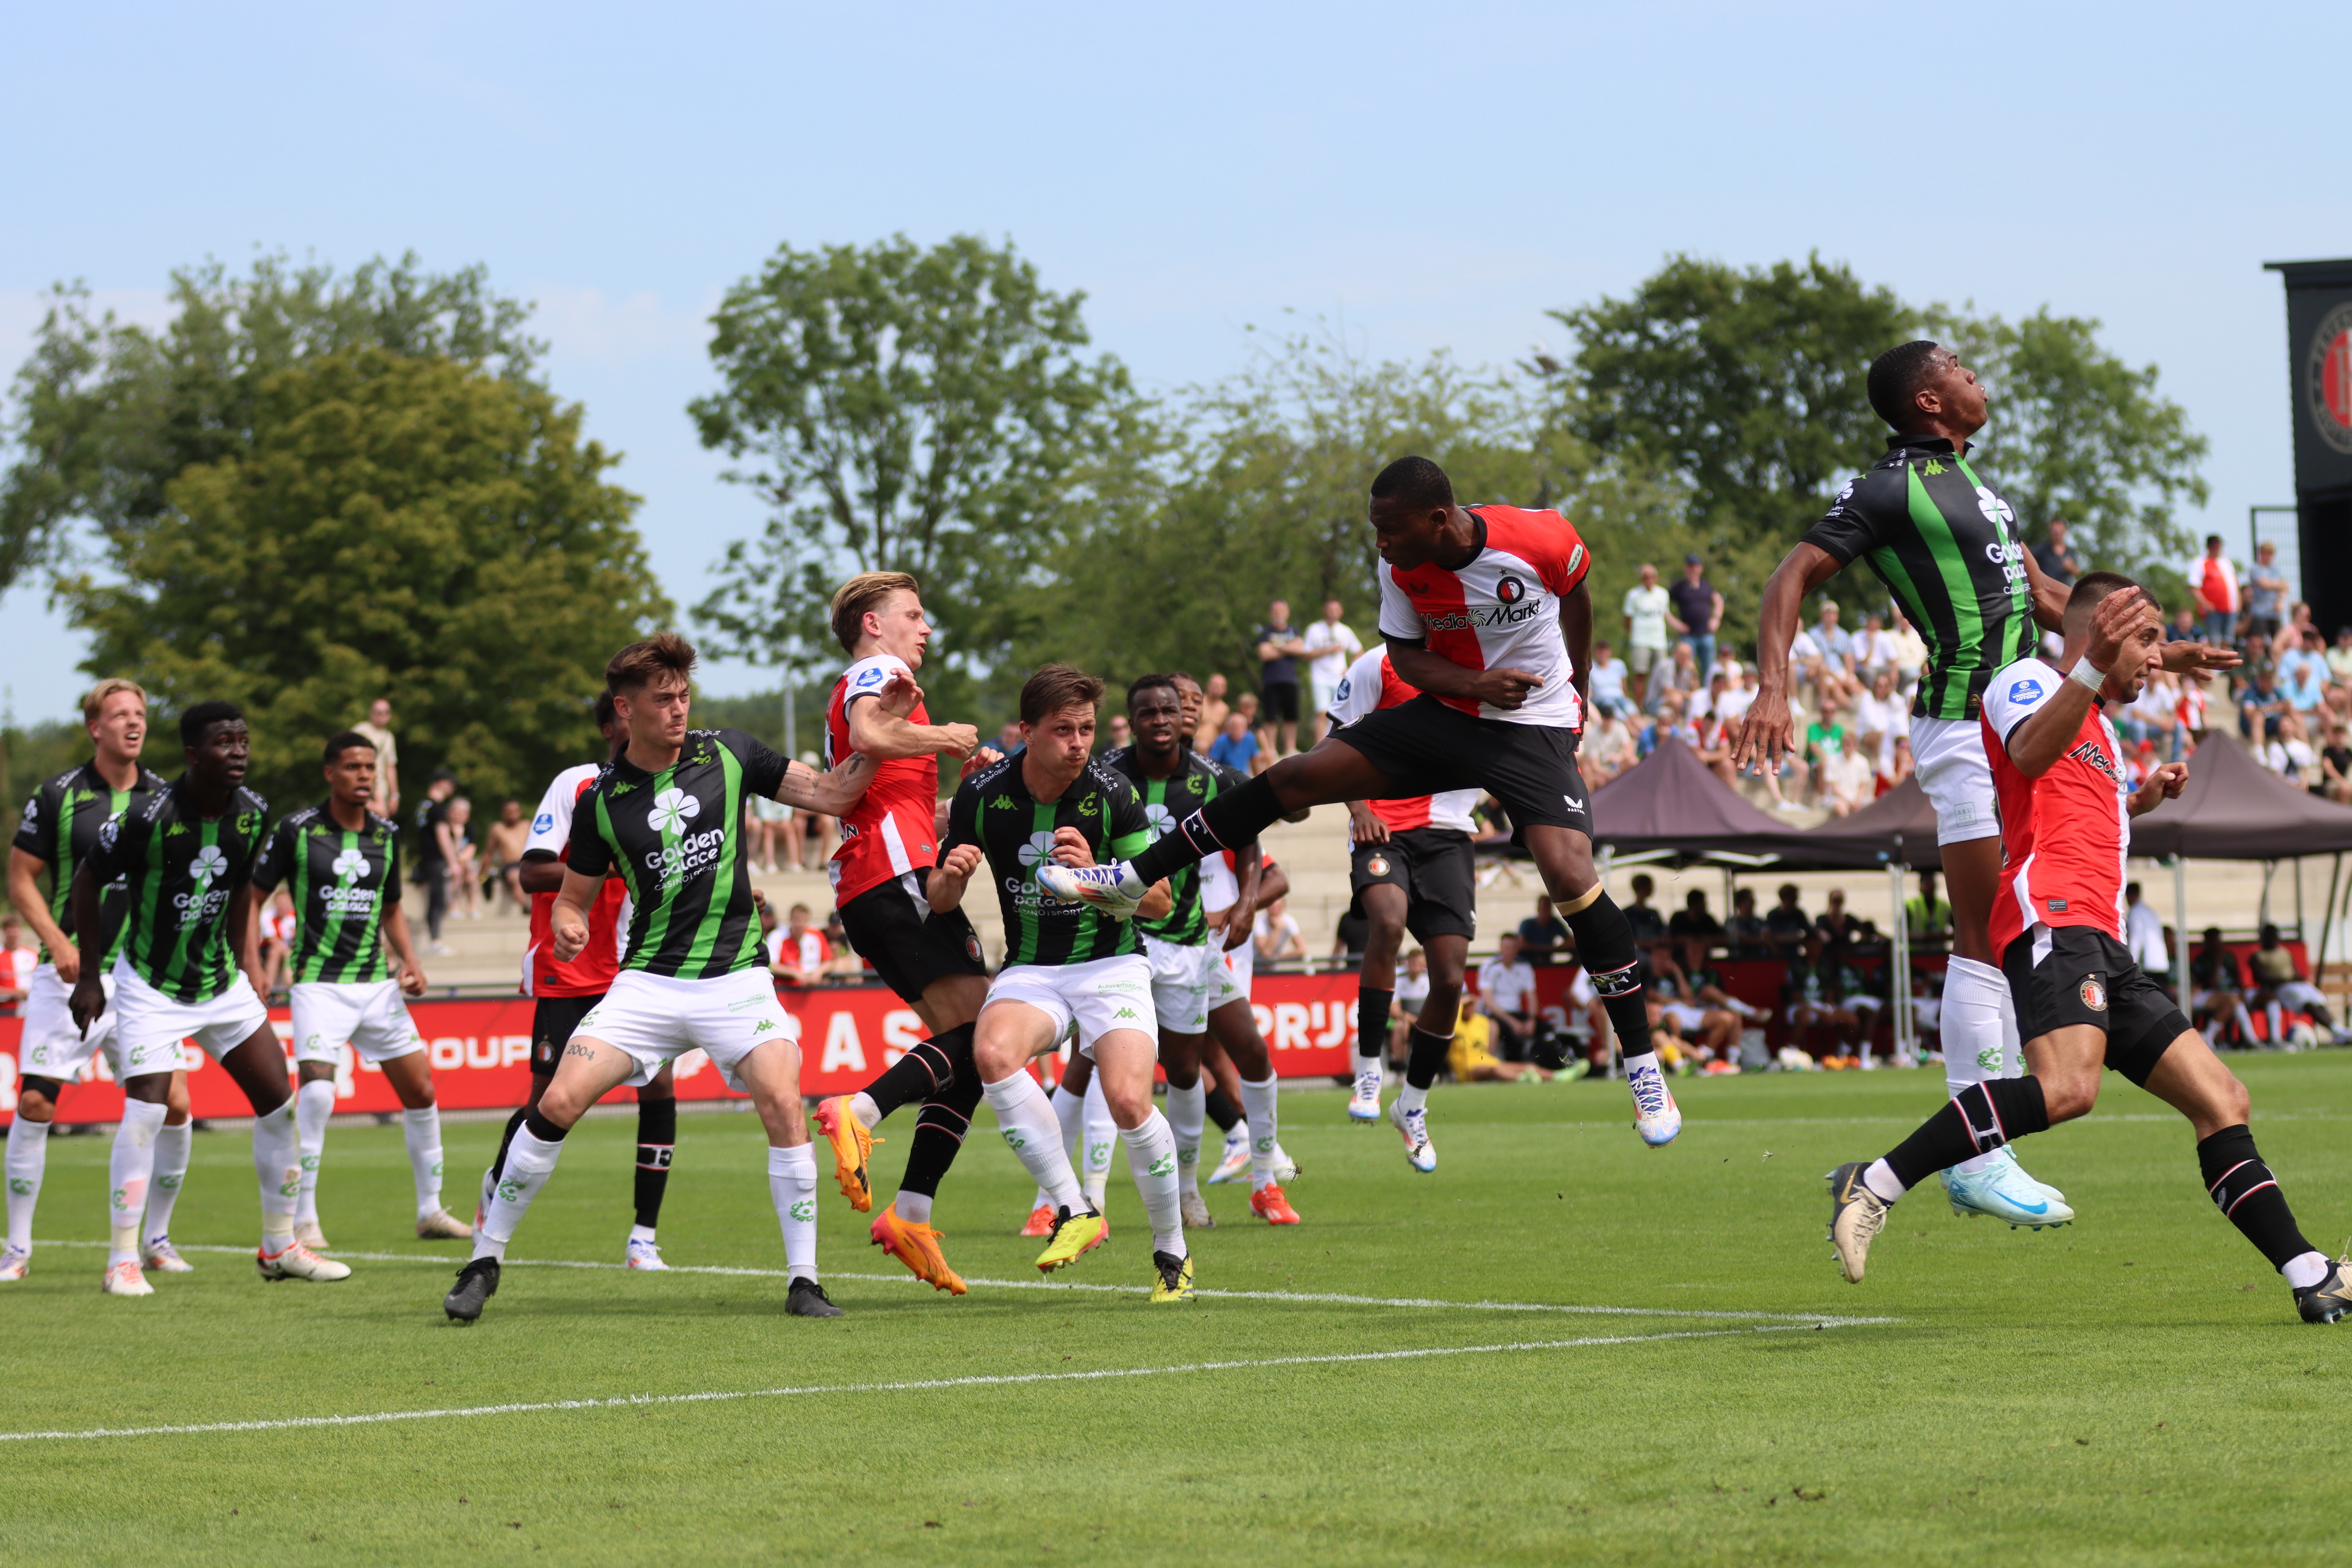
[{"x1": 3, "y1": 1057, "x2": 2349, "y2": 1566}]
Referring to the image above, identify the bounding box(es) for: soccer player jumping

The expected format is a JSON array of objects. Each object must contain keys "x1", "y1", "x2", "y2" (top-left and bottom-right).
[
  {"x1": 1036, "y1": 458, "x2": 1681, "y2": 1148},
  {"x1": 1823, "y1": 575, "x2": 2350, "y2": 1323}
]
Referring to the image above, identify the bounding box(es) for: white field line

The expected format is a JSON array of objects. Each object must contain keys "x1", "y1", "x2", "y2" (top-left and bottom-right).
[
  {"x1": 38, "y1": 1241, "x2": 1894, "y2": 1326},
  {"x1": 0, "y1": 1321, "x2": 1894, "y2": 1444}
]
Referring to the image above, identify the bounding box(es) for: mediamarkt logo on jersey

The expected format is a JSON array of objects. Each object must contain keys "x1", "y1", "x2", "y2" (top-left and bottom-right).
[{"x1": 1419, "y1": 597, "x2": 1544, "y2": 632}]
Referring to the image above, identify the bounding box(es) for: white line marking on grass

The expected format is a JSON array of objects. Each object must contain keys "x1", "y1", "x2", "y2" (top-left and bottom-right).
[
  {"x1": 0, "y1": 1320, "x2": 1895, "y2": 1444},
  {"x1": 37, "y1": 1242, "x2": 1893, "y2": 1326}
]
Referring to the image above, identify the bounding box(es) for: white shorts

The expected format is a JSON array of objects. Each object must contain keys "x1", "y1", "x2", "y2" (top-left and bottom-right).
[
  {"x1": 1911, "y1": 714, "x2": 2000, "y2": 845},
  {"x1": 1144, "y1": 934, "x2": 1215, "y2": 1035},
  {"x1": 17, "y1": 964, "x2": 121, "y2": 1082},
  {"x1": 111, "y1": 959, "x2": 271, "y2": 1079},
  {"x1": 985, "y1": 953, "x2": 1156, "y2": 1061},
  {"x1": 1312, "y1": 678, "x2": 1344, "y2": 716},
  {"x1": 1208, "y1": 939, "x2": 1248, "y2": 1012},
  {"x1": 290, "y1": 979, "x2": 425, "y2": 1065},
  {"x1": 573, "y1": 968, "x2": 799, "y2": 1092},
  {"x1": 1662, "y1": 1001, "x2": 1709, "y2": 1033}
]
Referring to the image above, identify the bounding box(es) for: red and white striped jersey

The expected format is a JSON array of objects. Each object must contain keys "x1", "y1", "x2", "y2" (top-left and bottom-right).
[
  {"x1": 1375, "y1": 505, "x2": 1592, "y2": 729},
  {"x1": 1981, "y1": 658, "x2": 2134, "y2": 956},
  {"x1": 1326, "y1": 646, "x2": 1479, "y2": 837},
  {"x1": 522, "y1": 762, "x2": 630, "y2": 998},
  {"x1": 823, "y1": 653, "x2": 943, "y2": 905}
]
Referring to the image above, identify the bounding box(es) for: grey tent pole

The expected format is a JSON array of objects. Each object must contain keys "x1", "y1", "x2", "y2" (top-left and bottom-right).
[
  {"x1": 1888, "y1": 855, "x2": 1911, "y2": 1060},
  {"x1": 2321, "y1": 853, "x2": 2343, "y2": 990},
  {"x1": 2173, "y1": 854, "x2": 2189, "y2": 979}
]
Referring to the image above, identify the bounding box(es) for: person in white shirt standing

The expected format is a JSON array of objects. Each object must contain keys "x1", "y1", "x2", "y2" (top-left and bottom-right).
[
  {"x1": 1621, "y1": 565, "x2": 1671, "y2": 713},
  {"x1": 1477, "y1": 933, "x2": 1542, "y2": 1063},
  {"x1": 2122, "y1": 881, "x2": 2170, "y2": 995},
  {"x1": 1301, "y1": 599, "x2": 1364, "y2": 746}
]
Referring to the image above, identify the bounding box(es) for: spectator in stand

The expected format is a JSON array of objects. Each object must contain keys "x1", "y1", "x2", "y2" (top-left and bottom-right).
[
  {"x1": 2248, "y1": 922, "x2": 2345, "y2": 1044},
  {"x1": 1815, "y1": 887, "x2": 1864, "y2": 949},
  {"x1": 2244, "y1": 540, "x2": 2289, "y2": 647},
  {"x1": 1660, "y1": 640, "x2": 1704, "y2": 712},
  {"x1": 1668, "y1": 889, "x2": 1725, "y2": 948},
  {"x1": 1477, "y1": 932, "x2": 1541, "y2": 1062},
  {"x1": 1, "y1": 915, "x2": 35, "y2": 1006},
  {"x1": 443, "y1": 797, "x2": 481, "y2": 920},
  {"x1": 1665, "y1": 553, "x2": 1724, "y2": 684},
  {"x1": 1301, "y1": 598, "x2": 1363, "y2": 746},
  {"x1": 2031, "y1": 517, "x2": 2084, "y2": 587},
  {"x1": 484, "y1": 798, "x2": 532, "y2": 911},
  {"x1": 1711, "y1": 663, "x2": 1756, "y2": 727},
  {"x1": 2123, "y1": 881, "x2": 2170, "y2": 997},
  {"x1": 2188, "y1": 928, "x2": 2256, "y2": 1050},
  {"x1": 1640, "y1": 687, "x2": 1701, "y2": 758},
  {"x1": 1253, "y1": 599, "x2": 1309, "y2": 759},
  {"x1": 819, "y1": 909, "x2": 865, "y2": 978},
  {"x1": 2329, "y1": 628, "x2": 2352, "y2": 687},
  {"x1": 1811, "y1": 697, "x2": 1875, "y2": 814},
  {"x1": 352, "y1": 696, "x2": 402, "y2": 818},
  {"x1": 1904, "y1": 869, "x2": 1952, "y2": 951},
  {"x1": 2262, "y1": 711, "x2": 2317, "y2": 785},
  {"x1": 2269, "y1": 598, "x2": 2316, "y2": 666},
  {"x1": 412, "y1": 769, "x2": 457, "y2": 952},
  {"x1": 1207, "y1": 707, "x2": 1260, "y2": 775},
  {"x1": 1622, "y1": 563, "x2": 1671, "y2": 713},
  {"x1": 2167, "y1": 605, "x2": 2200, "y2": 643},
  {"x1": 258, "y1": 885, "x2": 296, "y2": 995},
  {"x1": 1448, "y1": 995, "x2": 1551, "y2": 1083},
  {"x1": 1581, "y1": 704, "x2": 1637, "y2": 787},
  {"x1": 1782, "y1": 931, "x2": 1860, "y2": 1060},
  {"x1": 2177, "y1": 669, "x2": 2214, "y2": 749},
  {"x1": 1192, "y1": 672, "x2": 1232, "y2": 752},
  {"x1": 2238, "y1": 664, "x2": 2287, "y2": 742},
  {"x1": 1786, "y1": 620, "x2": 1831, "y2": 704},
  {"x1": 1645, "y1": 943, "x2": 1736, "y2": 1067},
  {"x1": 1879, "y1": 733, "x2": 1914, "y2": 795},
  {"x1": 1887, "y1": 607, "x2": 1927, "y2": 694},
  {"x1": 2282, "y1": 629, "x2": 2330, "y2": 704},
  {"x1": 1254, "y1": 896, "x2": 1306, "y2": 966},
  {"x1": 1728, "y1": 888, "x2": 1771, "y2": 957},
  {"x1": 1764, "y1": 883, "x2": 1811, "y2": 957},
  {"x1": 1517, "y1": 896, "x2": 1571, "y2": 957},
  {"x1": 746, "y1": 792, "x2": 796, "y2": 875},
  {"x1": 1853, "y1": 610, "x2": 1900, "y2": 686},
  {"x1": 1469, "y1": 794, "x2": 1514, "y2": 846},
  {"x1": 1102, "y1": 713, "x2": 1132, "y2": 753},
  {"x1": 1621, "y1": 873, "x2": 1666, "y2": 947},
  {"x1": 2123, "y1": 668, "x2": 2181, "y2": 761},
  {"x1": 1331, "y1": 906, "x2": 1370, "y2": 964},
  {"x1": 767, "y1": 901, "x2": 832, "y2": 986},
  {"x1": 2193, "y1": 534, "x2": 2240, "y2": 647},
  {"x1": 1852, "y1": 667, "x2": 1909, "y2": 780},
  {"x1": 1389, "y1": 948, "x2": 1430, "y2": 1068},
  {"x1": 1587, "y1": 641, "x2": 1630, "y2": 718},
  {"x1": 1692, "y1": 702, "x2": 1740, "y2": 788},
  {"x1": 1812, "y1": 600, "x2": 1859, "y2": 694},
  {"x1": 2315, "y1": 720, "x2": 2352, "y2": 805}
]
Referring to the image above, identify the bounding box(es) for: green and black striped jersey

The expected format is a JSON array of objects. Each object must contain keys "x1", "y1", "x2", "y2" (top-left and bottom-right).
[
  {"x1": 1802, "y1": 435, "x2": 2039, "y2": 721},
  {"x1": 567, "y1": 729, "x2": 788, "y2": 980},
  {"x1": 944, "y1": 754, "x2": 1153, "y2": 967},
  {"x1": 83, "y1": 779, "x2": 271, "y2": 1004},
  {"x1": 9, "y1": 761, "x2": 168, "y2": 964},
  {"x1": 1099, "y1": 745, "x2": 1244, "y2": 947},
  {"x1": 251, "y1": 804, "x2": 402, "y2": 985}
]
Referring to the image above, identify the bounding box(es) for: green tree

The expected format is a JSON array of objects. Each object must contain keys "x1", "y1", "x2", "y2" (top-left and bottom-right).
[
  {"x1": 1930, "y1": 305, "x2": 2209, "y2": 577},
  {"x1": 1, "y1": 252, "x2": 541, "y2": 592},
  {"x1": 689, "y1": 234, "x2": 1147, "y2": 713},
  {"x1": 54, "y1": 349, "x2": 667, "y2": 808}
]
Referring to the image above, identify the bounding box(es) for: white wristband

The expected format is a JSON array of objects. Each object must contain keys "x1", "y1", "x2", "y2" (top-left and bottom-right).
[{"x1": 2067, "y1": 657, "x2": 2105, "y2": 695}]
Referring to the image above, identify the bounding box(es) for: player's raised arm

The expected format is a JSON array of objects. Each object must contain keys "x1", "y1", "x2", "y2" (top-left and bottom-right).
[
  {"x1": 1733, "y1": 541, "x2": 1842, "y2": 773},
  {"x1": 846, "y1": 674, "x2": 977, "y2": 761},
  {"x1": 2004, "y1": 588, "x2": 2153, "y2": 778}
]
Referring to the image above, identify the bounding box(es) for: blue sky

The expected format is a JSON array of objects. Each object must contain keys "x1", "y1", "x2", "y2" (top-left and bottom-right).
[{"x1": 4, "y1": 1, "x2": 2343, "y2": 724}]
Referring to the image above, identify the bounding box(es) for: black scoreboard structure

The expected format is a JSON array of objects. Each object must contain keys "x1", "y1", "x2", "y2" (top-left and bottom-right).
[{"x1": 2267, "y1": 258, "x2": 2352, "y2": 638}]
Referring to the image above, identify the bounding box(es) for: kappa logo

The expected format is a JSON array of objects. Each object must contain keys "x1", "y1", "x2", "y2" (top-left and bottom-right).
[
  {"x1": 2079, "y1": 976, "x2": 2108, "y2": 1011},
  {"x1": 648, "y1": 787, "x2": 701, "y2": 834},
  {"x1": 1923, "y1": 458, "x2": 1947, "y2": 476},
  {"x1": 753, "y1": 1018, "x2": 776, "y2": 1033},
  {"x1": 1113, "y1": 1006, "x2": 1140, "y2": 1021},
  {"x1": 188, "y1": 845, "x2": 230, "y2": 886},
  {"x1": 331, "y1": 847, "x2": 369, "y2": 882}
]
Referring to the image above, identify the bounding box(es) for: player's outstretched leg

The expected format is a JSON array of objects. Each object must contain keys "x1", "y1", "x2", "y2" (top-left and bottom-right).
[
  {"x1": 870, "y1": 1069, "x2": 982, "y2": 1296},
  {"x1": 628, "y1": 1069, "x2": 676, "y2": 1268},
  {"x1": 1935, "y1": 947, "x2": 2069, "y2": 1224},
  {"x1": 141, "y1": 1096, "x2": 195, "y2": 1273},
  {"x1": 292, "y1": 1067, "x2": 337, "y2": 1251}
]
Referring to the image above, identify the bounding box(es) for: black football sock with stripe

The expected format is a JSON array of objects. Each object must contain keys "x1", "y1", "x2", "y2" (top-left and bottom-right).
[
  {"x1": 1403, "y1": 1026, "x2": 1453, "y2": 1093},
  {"x1": 2198, "y1": 1124, "x2": 2318, "y2": 1270},
  {"x1": 1563, "y1": 893, "x2": 1655, "y2": 1065},
  {"x1": 490, "y1": 1103, "x2": 532, "y2": 1182},
  {"x1": 633, "y1": 1095, "x2": 676, "y2": 1230},
  {"x1": 1127, "y1": 776, "x2": 1287, "y2": 886},
  {"x1": 900, "y1": 1070, "x2": 987, "y2": 1201},
  {"x1": 1204, "y1": 1087, "x2": 1241, "y2": 1135},
  {"x1": 1356, "y1": 989, "x2": 1392, "y2": 1068},
  {"x1": 1881, "y1": 1079, "x2": 2052, "y2": 1192},
  {"x1": 863, "y1": 1024, "x2": 976, "y2": 1121}
]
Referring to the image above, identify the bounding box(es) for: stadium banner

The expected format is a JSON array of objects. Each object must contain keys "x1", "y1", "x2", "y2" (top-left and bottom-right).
[{"x1": 0, "y1": 970, "x2": 1392, "y2": 1125}]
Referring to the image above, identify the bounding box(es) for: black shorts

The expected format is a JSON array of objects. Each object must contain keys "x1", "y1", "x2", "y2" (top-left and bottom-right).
[
  {"x1": 1258, "y1": 681, "x2": 1300, "y2": 724},
  {"x1": 1330, "y1": 694, "x2": 1594, "y2": 841},
  {"x1": 531, "y1": 993, "x2": 603, "y2": 1076},
  {"x1": 2000, "y1": 924, "x2": 2189, "y2": 1087},
  {"x1": 1348, "y1": 827, "x2": 1477, "y2": 943},
  {"x1": 836, "y1": 869, "x2": 987, "y2": 1005}
]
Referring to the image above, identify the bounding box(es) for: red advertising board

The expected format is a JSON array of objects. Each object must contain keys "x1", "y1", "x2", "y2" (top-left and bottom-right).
[{"x1": 0, "y1": 972, "x2": 1375, "y2": 1126}]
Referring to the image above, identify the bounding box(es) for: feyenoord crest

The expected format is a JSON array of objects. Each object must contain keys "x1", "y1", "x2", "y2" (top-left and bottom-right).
[
  {"x1": 2078, "y1": 976, "x2": 2108, "y2": 1012},
  {"x1": 1366, "y1": 855, "x2": 1390, "y2": 878},
  {"x1": 965, "y1": 930, "x2": 983, "y2": 963},
  {"x1": 2306, "y1": 301, "x2": 2352, "y2": 457},
  {"x1": 1494, "y1": 574, "x2": 1527, "y2": 605}
]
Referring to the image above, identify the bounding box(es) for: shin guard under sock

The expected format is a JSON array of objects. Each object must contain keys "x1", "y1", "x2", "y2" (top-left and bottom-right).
[
  {"x1": 107, "y1": 1100, "x2": 167, "y2": 1264},
  {"x1": 2198, "y1": 1124, "x2": 2319, "y2": 1272},
  {"x1": 1121, "y1": 1109, "x2": 1186, "y2": 1257},
  {"x1": 5, "y1": 1113, "x2": 48, "y2": 1253},
  {"x1": 1165, "y1": 1079, "x2": 1207, "y2": 1196},
  {"x1": 768, "y1": 1143, "x2": 819, "y2": 1278},
  {"x1": 900, "y1": 1068, "x2": 985, "y2": 1203},
  {"x1": 1882, "y1": 1078, "x2": 2052, "y2": 1192},
  {"x1": 401, "y1": 1106, "x2": 445, "y2": 1218},
  {"x1": 294, "y1": 1079, "x2": 334, "y2": 1223},
  {"x1": 1356, "y1": 987, "x2": 1392, "y2": 1072},
  {"x1": 983, "y1": 1074, "x2": 1086, "y2": 1211},
  {"x1": 145, "y1": 1120, "x2": 191, "y2": 1245},
  {"x1": 1565, "y1": 893, "x2": 1655, "y2": 1067},
  {"x1": 475, "y1": 1117, "x2": 568, "y2": 1260},
  {"x1": 1203, "y1": 1086, "x2": 1241, "y2": 1135},
  {"x1": 252, "y1": 1100, "x2": 301, "y2": 1246},
  {"x1": 863, "y1": 1023, "x2": 975, "y2": 1120},
  {"x1": 634, "y1": 1095, "x2": 677, "y2": 1230},
  {"x1": 1403, "y1": 1026, "x2": 1452, "y2": 1092},
  {"x1": 490, "y1": 1103, "x2": 531, "y2": 1181},
  {"x1": 1129, "y1": 777, "x2": 1284, "y2": 887}
]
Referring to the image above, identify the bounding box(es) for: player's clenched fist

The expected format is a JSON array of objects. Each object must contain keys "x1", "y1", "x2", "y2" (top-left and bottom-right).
[{"x1": 939, "y1": 843, "x2": 984, "y2": 881}]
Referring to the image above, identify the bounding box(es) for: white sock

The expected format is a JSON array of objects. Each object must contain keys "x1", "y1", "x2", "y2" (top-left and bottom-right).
[
  {"x1": 402, "y1": 1106, "x2": 444, "y2": 1217},
  {"x1": 5, "y1": 1114, "x2": 49, "y2": 1253},
  {"x1": 144, "y1": 1120, "x2": 191, "y2": 1246},
  {"x1": 253, "y1": 1099, "x2": 301, "y2": 1250},
  {"x1": 108, "y1": 1100, "x2": 167, "y2": 1265},
  {"x1": 1080, "y1": 1076, "x2": 1115, "y2": 1208},
  {"x1": 1240, "y1": 1074, "x2": 1281, "y2": 1190},
  {"x1": 629, "y1": 1222, "x2": 656, "y2": 1245},
  {"x1": 472, "y1": 1124, "x2": 565, "y2": 1261},
  {"x1": 768, "y1": 1143, "x2": 818, "y2": 1279},
  {"x1": 894, "y1": 1190, "x2": 932, "y2": 1226},
  {"x1": 1352, "y1": 1049, "x2": 1382, "y2": 1082},
  {"x1": 1941, "y1": 956, "x2": 2015, "y2": 1176},
  {"x1": 1049, "y1": 1083, "x2": 1086, "y2": 1163},
  {"x1": 1120, "y1": 1109, "x2": 1186, "y2": 1259},
  {"x1": 1862, "y1": 1158, "x2": 1907, "y2": 1203},
  {"x1": 982, "y1": 1074, "x2": 1086, "y2": 1212},
  {"x1": 294, "y1": 1079, "x2": 335, "y2": 1224},
  {"x1": 1165, "y1": 1080, "x2": 1206, "y2": 1197},
  {"x1": 850, "y1": 1091, "x2": 881, "y2": 1131},
  {"x1": 2283, "y1": 1250, "x2": 2331, "y2": 1290},
  {"x1": 1397, "y1": 1076, "x2": 1429, "y2": 1115}
]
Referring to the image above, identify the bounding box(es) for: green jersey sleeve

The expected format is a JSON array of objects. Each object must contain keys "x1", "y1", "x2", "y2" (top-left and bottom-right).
[
  {"x1": 83, "y1": 808, "x2": 139, "y2": 888},
  {"x1": 1104, "y1": 776, "x2": 1151, "y2": 861},
  {"x1": 250, "y1": 817, "x2": 297, "y2": 893},
  {"x1": 942, "y1": 777, "x2": 981, "y2": 860}
]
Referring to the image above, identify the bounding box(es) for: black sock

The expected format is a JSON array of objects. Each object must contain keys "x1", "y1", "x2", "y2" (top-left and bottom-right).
[
  {"x1": 1565, "y1": 893, "x2": 1652, "y2": 1065},
  {"x1": 2197, "y1": 1124, "x2": 2317, "y2": 1271},
  {"x1": 522, "y1": 1108, "x2": 568, "y2": 1145},
  {"x1": 1357, "y1": 988, "x2": 1393, "y2": 1063},
  {"x1": 1882, "y1": 1079, "x2": 2051, "y2": 1190},
  {"x1": 633, "y1": 1096, "x2": 676, "y2": 1229},
  {"x1": 900, "y1": 1071, "x2": 986, "y2": 1201},
  {"x1": 1204, "y1": 1087, "x2": 1241, "y2": 1134},
  {"x1": 864, "y1": 1023, "x2": 974, "y2": 1120},
  {"x1": 1129, "y1": 776, "x2": 1286, "y2": 885},
  {"x1": 490, "y1": 1104, "x2": 531, "y2": 1181},
  {"x1": 1404, "y1": 1026, "x2": 1453, "y2": 1091}
]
